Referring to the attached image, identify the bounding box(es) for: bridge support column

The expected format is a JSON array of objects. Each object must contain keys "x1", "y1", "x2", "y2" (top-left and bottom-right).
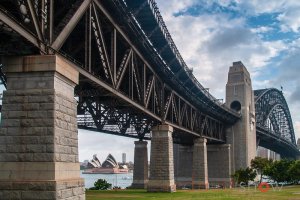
[
  {"x1": 147, "y1": 125, "x2": 176, "y2": 192},
  {"x1": 131, "y1": 141, "x2": 148, "y2": 189},
  {"x1": 173, "y1": 144, "x2": 193, "y2": 188},
  {"x1": 192, "y1": 138, "x2": 209, "y2": 189},
  {"x1": 207, "y1": 144, "x2": 232, "y2": 188},
  {"x1": 0, "y1": 55, "x2": 85, "y2": 200},
  {"x1": 226, "y1": 62, "x2": 256, "y2": 172}
]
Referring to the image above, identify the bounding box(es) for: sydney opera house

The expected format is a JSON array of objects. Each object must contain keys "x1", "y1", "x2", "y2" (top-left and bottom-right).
[{"x1": 83, "y1": 154, "x2": 128, "y2": 174}]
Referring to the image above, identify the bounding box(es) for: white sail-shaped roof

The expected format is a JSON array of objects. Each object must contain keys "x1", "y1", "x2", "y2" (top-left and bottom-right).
[{"x1": 102, "y1": 154, "x2": 118, "y2": 168}]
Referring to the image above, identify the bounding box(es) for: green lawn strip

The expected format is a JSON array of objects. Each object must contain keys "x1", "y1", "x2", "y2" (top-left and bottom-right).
[{"x1": 86, "y1": 185, "x2": 300, "y2": 200}]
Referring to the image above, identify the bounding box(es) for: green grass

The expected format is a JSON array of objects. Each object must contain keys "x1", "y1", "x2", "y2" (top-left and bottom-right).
[{"x1": 86, "y1": 185, "x2": 300, "y2": 200}]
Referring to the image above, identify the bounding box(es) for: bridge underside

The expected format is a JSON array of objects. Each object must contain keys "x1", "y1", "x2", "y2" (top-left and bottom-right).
[
  {"x1": 0, "y1": 0, "x2": 240, "y2": 145},
  {"x1": 257, "y1": 127, "x2": 299, "y2": 158},
  {"x1": 76, "y1": 77, "x2": 226, "y2": 145}
]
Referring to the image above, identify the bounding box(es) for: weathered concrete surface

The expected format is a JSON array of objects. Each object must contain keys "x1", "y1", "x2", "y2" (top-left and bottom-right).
[
  {"x1": 226, "y1": 61, "x2": 256, "y2": 172},
  {"x1": 192, "y1": 138, "x2": 208, "y2": 189},
  {"x1": 0, "y1": 55, "x2": 85, "y2": 200},
  {"x1": 147, "y1": 125, "x2": 176, "y2": 192},
  {"x1": 207, "y1": 144, "x2": 232, "y2": 188},
  {"x1": 131, "y1": 141, "x2": 148, "y2": 189}
]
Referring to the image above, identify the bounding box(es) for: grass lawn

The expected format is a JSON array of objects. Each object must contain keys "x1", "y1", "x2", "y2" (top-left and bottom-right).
[{"x1": 86, "y1": 185, "x2": 300, "y2": 200}]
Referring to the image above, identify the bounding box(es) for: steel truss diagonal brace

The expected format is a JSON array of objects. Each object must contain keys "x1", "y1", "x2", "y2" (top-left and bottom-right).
[
  {"x1": 0, "y1": 9, "x2": 45, "y2": 52},
  {"x1": 51, "y1": 0, "x2": 91, "y2": 50},
  {"x1": 27, "y1": 0, "x2": 43, "y2": 42},
  {"x1": 90, "y1": 3, "x2": 114, "y2": 85},
  {"x1": 116, "y1": 49, "x2": 133, "y2": 89}
]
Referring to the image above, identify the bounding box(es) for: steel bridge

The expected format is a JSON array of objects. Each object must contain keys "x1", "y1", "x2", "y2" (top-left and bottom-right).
[
  {"x1": 0, "y1": 0, "x2": 298, "y2": 157},
  {"x1": 255, "y1": 88, "x2": 298, "y2": 157}
]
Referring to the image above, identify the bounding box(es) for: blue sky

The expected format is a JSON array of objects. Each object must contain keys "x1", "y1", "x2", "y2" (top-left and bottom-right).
[{"x1": 79, "y1": 0, "x2": 300, "y2": 162}]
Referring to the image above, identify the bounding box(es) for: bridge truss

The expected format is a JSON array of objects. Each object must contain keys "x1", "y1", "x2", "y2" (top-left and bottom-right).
[
  {"x1": 255, "y1": 88, "x2": 299, "y2": 157},
  {"x1": 0, "y1": 0, "x2": 239, "y2": 144}
]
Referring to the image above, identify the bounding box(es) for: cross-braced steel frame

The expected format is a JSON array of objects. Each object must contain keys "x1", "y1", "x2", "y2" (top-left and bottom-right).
[
  {"x1": 0, "y1": 0, "x2": 240, "y2": 144},
  {"x1": 255, "y1": 88, "x2": 298, "y2": 157}
]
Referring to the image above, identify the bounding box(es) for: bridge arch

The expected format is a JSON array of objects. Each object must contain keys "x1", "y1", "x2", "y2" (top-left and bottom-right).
[{"x1": 254, "y1": 88, "x2": 297, "y2": 156}]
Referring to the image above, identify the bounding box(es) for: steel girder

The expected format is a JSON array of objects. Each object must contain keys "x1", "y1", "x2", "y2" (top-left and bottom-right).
[
  {"x1": 0, "y1": 0, "x2": 237, "y2": 143},
  {"x1": 254, "y1": 88, "x2": 297, "y2": 150},
  {"x1": 256, "y1": 126, "x2": 299, "y2": 158},
  {"x1": 77, "y1": 98, "x2": 155, "y2": 140},
  {"x1": 108, "y1": 0, "x2": 240, "y2": 122}
]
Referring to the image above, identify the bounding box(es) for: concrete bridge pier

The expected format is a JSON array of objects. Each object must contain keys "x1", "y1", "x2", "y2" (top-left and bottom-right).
[
  {"x1": 0, "y1": 55, "x2": 85, "y2": 200},
  {"x1": 192, "y1": 138, "x2": 209, "y2": 189},
  {"x1": 131, "y1": 140, "x2": 148, "y2": 189},
  {"x1": 207, "y1": 144, "x2": 232, "y2": 188},
  {"x1": 147, "y1": 125, "x2": 176, "y2": 192}
]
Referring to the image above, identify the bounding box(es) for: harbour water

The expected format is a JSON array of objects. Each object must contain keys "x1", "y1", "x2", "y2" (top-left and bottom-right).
[{"x1": 80, "y1": 170, "x2": 133, "y2": 189}]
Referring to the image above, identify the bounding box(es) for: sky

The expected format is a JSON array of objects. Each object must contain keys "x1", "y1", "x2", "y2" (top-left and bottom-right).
[{"x1": 78, "y1": 0, "x2": 300, "y2": 162}]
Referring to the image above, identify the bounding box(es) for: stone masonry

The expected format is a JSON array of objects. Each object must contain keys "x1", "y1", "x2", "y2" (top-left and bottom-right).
[
  {"x1": 207, "y1": 144, "x2": 232, "y2": 188},
  {"x1": 131, "y1": 141, "x2": 148, "y2": 189},
  {"x1": 0, "y1": 55, "x2": 85, "y2": 199},
  {"x1": 226, "y1": 61, "x2": 256, "y2": 172},
  {"x1": 147, "y1": 125, "x2": 176, "y2": 192},
  {"x1": 173, "y1": 144, "x2": 193, "y2": 188},
  {"x1": 192, "y1": 138, "x2": 208, "y2": 189}
]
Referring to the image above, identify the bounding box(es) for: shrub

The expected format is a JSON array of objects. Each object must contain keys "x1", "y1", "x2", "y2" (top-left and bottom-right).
[
  {"x1": 288, "y1": 160, "x2": 300, "y2": 183},
  {"x1": 251, "y1": 157, "x2": 273, "y2": 183},
  {"x1": 232, "y1": 167, "x2": 257, "y2": 185},
  {"x1": 89, "y1": 179, "x2": 112, "y2": 190},
  {"x1": 264, "y1": 159, "x2": 294, "y2": 183}
]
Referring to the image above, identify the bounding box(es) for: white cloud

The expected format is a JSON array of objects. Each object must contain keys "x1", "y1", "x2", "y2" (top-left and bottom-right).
[
  {"x1": 251, "y1": 26, "x2": 274, "y2": 33},
  {"x1": 153, "y1": 0, "x2": 197, "y2": 19},
  {"x1": 156, "y1": 0, "x2": 286, "y2": 98},
  {"x1": 159, "y1": 0, "x2": 300, "y2": 33},
  {"x1": 236, "y1": 0, "x2": 286, "y2": 14},
  {"x1": 278, "y1": 8, "x2": 300, "y2": 32},
  {"x1": 252, "y1": 79, "x2": 271, "y2": 90},
  {"x1": 234, "y1": 0, "x2": 300, "y2": 32}
]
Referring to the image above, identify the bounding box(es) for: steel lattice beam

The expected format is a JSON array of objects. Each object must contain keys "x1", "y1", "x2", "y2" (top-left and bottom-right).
[{"x1": 254, "y1": 88, "x2": 298, "y2": 157}]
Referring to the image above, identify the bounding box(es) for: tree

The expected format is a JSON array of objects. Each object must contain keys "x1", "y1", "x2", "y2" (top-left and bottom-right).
[
  {"x1": 251, "y1": 157, "x2": 273, "y2": 183},
  {"x1": 288, "y1": 160, "x2": 300, "y2": 183},
  {"x1": 89, "y1": 179, "x2": 112, "y2": 190},
  {"x1": 232, "y1": 167, "x2": 257, "y2": 185},
  {"x1": 264, "y1": 159, "x2": 294, "y2": 183}
]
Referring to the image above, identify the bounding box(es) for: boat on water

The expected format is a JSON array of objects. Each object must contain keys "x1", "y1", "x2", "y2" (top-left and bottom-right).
[{"x1": 82, "y1": 154, "x2": 129, "y2": 174}]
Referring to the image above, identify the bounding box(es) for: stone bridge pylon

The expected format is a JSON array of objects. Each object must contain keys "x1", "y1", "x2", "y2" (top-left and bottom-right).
[
  {"x1": 225, "y1": 61, "x2": 256, "y2": 172},
  {"x1": 0, "y1": 55, "x2": 85, "y2": 199}
]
